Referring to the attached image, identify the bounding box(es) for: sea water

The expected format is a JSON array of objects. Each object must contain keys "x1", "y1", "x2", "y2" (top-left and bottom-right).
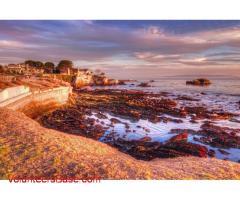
[{"x1": 91, "y1": 77, "x2": 240, "y2": 162}]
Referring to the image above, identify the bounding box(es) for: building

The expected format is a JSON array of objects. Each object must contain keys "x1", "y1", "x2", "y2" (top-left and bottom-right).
[
  {"x1": 6, "y1": 64, "x2": 24, "y2": 74},
  {"x1": 4, "y1": 63, "x2": 44, "y2": 75}
]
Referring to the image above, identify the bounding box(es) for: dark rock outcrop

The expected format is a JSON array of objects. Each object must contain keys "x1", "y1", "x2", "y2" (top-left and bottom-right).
[
  {"x1": 197, "y1": 123, "x2": 240, "y2": 149},
  {"x1": 112, "y1": 133, "x2": 208, "y2": 161},
  {"x1": 138, "y1": 82, "x2": 151, "y2": 87},
  {"x1": 186, "y1": 78, "x2": 211, "y2": 86}
]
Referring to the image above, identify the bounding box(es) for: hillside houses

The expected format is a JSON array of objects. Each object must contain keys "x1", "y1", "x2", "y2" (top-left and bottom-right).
[
  {"x1": 0, "y1": 62, "x2": 122, "y2": 88},
  {"x1": 1, "y1": 63, "x2": 44, "y2": 76}
]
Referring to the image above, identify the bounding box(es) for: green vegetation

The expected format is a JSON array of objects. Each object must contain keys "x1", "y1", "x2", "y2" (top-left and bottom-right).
[
  {"x1": 44, "y1": 62, "x2": 55, "y2": 73},
  {"x1": 56, "y1": 60, "x2": 73, "y2": 73},
  {"x1": 25, "y1": 60, "x2": 44, "y2": 68},
  {"x1": 0, "y1": 65, "x2": 4, "y2": 73},
  {"x1": 24, "y1": 60, "x2": 58, "y2": 74}
]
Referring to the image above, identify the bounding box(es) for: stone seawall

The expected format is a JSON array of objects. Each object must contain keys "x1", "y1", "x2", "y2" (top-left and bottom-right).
[{"x1": 0, "y1": 86, "x2": 72, "y2": 110}]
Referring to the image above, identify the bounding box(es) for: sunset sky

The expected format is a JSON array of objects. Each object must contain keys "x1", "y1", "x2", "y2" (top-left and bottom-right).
[{"x1": 1, "y1": 20, "x2": 240, "y2": 79}]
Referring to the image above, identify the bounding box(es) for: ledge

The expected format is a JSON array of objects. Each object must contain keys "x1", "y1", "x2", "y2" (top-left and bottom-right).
[{"x1": 0, "y1": 85, "x2": 72, "y2": 110}]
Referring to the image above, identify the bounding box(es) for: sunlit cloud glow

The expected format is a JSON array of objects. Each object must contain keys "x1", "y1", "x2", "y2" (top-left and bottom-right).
[{"x1": 0, "y1": 20, "x2": 240, "y2": 78}]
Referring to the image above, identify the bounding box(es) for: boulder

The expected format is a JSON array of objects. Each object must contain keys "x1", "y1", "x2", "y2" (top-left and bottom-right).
[
  {"x1": 112, "y1": 133, "x2": 208, "y2": 161},
  {"x1": 164, "y1": 141, "x2": 208, "y2": 158},
  {"x1": 168, "y1": 132, "x2": 188, "y2": 143},
  {"x1": 186, "y1": 78, "x2": 211, "y2": 86},
  {"x1": 138, "y1": 82, "x2": 151, "y2": 87},
  {"x1": 72, "y1": 75, "x2": 93, "y2": 88}
]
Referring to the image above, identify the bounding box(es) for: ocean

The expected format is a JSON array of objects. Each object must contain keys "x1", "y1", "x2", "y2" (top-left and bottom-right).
[
  {"x1": 95, "y1": 78, "x2": 240, "y2": 114},
  {"x1": 91, "y1": 78, "x2": 240, "y2": 162}
]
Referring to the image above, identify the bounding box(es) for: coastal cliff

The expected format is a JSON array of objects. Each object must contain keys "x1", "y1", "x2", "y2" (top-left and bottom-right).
[{"x1": 0, "y1": 107, "x2": 240, "y2": 180}]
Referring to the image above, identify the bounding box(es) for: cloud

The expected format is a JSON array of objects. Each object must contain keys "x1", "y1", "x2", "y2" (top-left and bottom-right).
[
  {"x1": 0, "y1": 20, "x2": 240, "y2": 77},
  {"x1": 134, "y1": 52, "x2": 181, "y2": 63},
  {"x1": 0, "y1": 40, "x2": 25, "y2": 48}
]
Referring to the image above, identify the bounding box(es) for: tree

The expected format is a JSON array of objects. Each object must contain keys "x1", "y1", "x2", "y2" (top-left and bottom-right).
[
  {"x1": 56, "y1": 60, "x2": 73, "y2": 73},
  {"x1": 45, "y1": 62, "x2": 55, "y2": 68},
  {"x1": 44, "y1": 62, "x2": 55, "y2": 73},
  {"x1": 24, "y1": 60, "x2": 44, "y2": 68},
  {"x1": 25, "y1": 60, "x2": 36, "y2": 67},
  {"x1": 0, "y1": 65, "x2": 4, "y2": 73},
  {"x1": 35, "y1": 61, "x2": 44, "y2": 68}
]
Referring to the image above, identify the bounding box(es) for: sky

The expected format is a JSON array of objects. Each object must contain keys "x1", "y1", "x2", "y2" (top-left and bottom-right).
[{"x1": 1, "y1": 20, "x2": 240, "y2": 79}]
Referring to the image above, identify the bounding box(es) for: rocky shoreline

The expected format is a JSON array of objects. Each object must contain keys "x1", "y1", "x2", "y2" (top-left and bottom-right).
[
  {"x1": 1, "y1": 107, "x2": 240, "y2": 179},
  {"x1": 38, "y1": 89, "x2": 240, "y2": 162}
]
